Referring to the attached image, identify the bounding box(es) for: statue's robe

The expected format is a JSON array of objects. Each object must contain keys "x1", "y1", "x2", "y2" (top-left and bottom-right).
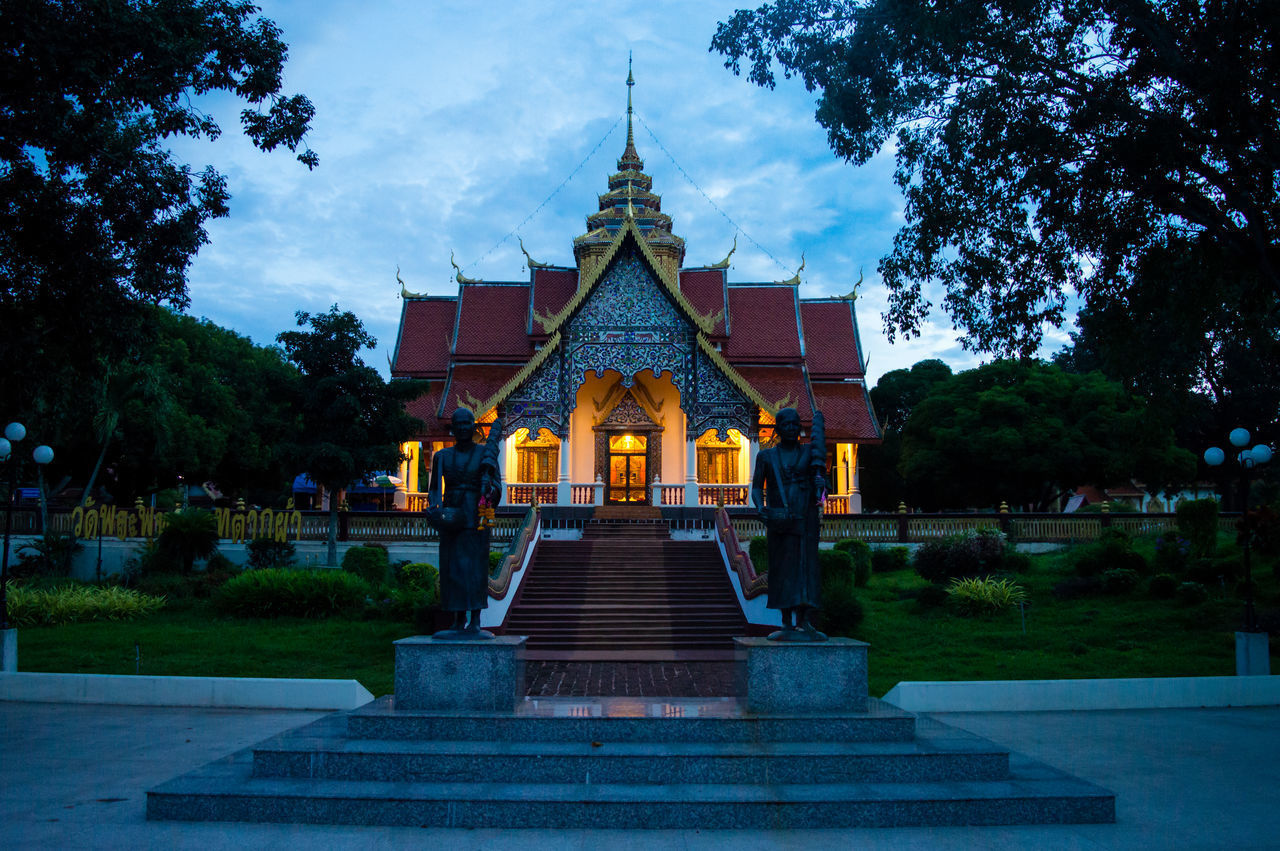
[
  {"x1": 750, "y1": 416, "x2": 826, "y2": 611},
  {"x1": 427, "y1": 420, "x2": 503, "y2": 612}
]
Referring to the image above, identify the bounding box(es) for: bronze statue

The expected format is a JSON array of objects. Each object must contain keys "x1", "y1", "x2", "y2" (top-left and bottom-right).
[
  {"x1": 750, "y1": 407, "x2": 827, "y2": 641},
  {"x1": 426, "y1": 407, "x2": 504, "y2": 639}
]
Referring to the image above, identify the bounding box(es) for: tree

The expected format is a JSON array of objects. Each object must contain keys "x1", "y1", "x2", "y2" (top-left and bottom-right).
[
  {"x1": 897, "y1": 360, "x2": 1195, "y2": 511},
  {"x1": 711, "y1": 2, "x2": 1280, "y2": 363},
  {"x1": 1, "y1": 0, "x2": 316, "y2": 442},
  {"x1": 860, "y1": 358, "x2": 953, "y2": 510},
  {"x1": 277, "y1": 306, "x2": 426, "y2": 565}
]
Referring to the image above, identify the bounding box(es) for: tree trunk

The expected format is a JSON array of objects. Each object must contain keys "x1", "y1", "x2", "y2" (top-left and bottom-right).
[{"x1": 327, "y1": 499, "x2": 339, "y2": 566}]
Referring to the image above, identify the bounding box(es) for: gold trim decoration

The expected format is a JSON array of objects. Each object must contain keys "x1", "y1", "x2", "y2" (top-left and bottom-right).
[
  {"x1": 518, "y1": 237, "x2": 550, "y2": 269},
  {"x1": 776, "y1": 252, "x2": 806, "y2": 286},
  {"x1": 833, "y1": 268, "x2": 864, "y2": 301},
  {"x1": 397, "y1": 266, "x2": 427, "y2": 299},
  {"x1": 450, "y1": 250, "x2": 483, "y2": 285},
  {"x1": 710, "y1": 234, "x2": 737, "y2": 269},
  {"x1": 470, "y1": 331, "x2": 563, "y2": 417},
  {"x1": 696, "y1": 333, "x2": 777, "y2": 415},
  {"x1": 532, "y1": 307, "x2": 557, "y2": 333}
]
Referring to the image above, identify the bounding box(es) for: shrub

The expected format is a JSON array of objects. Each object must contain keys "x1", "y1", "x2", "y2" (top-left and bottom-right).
[
  {"x1": 127, "y1": 538, "x2": 180, "y2": 577},
  {"x1": 14, "y1": 533, "x2": 82, "y2": 579},
  {"x1": 1101, "y1": 568, "x2": 1141, "y2": 594},
  {"x1": 157, "y1": 508, "x2": 220, "y2": 572},
  {"x1": 834, "y1": 539, "x2": 873, "y2": 587},
  {"x1": 1152, "y1": 534, "x2": 1191, "y2": 574},
  {"x1": 871, "y1": 547, "x2": 910, "y2": 573},
  {"x1": 914, "y1": 528, "x2": 1007, "y2": 583},
  {"x1": 946, "y1": 577, "x2": 1028, "y2": 616},
  {"x1": 397, "y1": 562, "x2": 440, "y2": 599},
  {"x1": 1176, "y1": 581, "x2": 1209, "y2": 606},
  {"x1": 217, "y1": 568, "x2": 371, "y2": 618},
  {"x1": 247, "y1": 536, "x2": 296, "y2": 570},
  {"x1": 342, "y1": 544, "x2": 390, "y2": 586},
  {"x1": 915, "y1": 584, "x2": 950, "y2": 609},
  {"x1": 1148, "y1": 573, "x2": 1178, "y2": 598},
  {"x1": 1187, "y1": 555, "x2": 1241, "y2": 586},
  {"x1": 1176, "y1": 499, "x2": 1220, "y2": 557},
  {"x1": 818, "y1": 548, "x2": 854, "y2": 584},
  {"x1": 6, "y1": 583, "x2": 165, "y2": 626},
  {"x1": 489, "y1": 549, "x2": 505, "y2": 576},
  {"x1": 1052, "y1": 575, "x2": 1103, "y2": 600},
  {"x1": 133, "y1": 572, "x2": 193, "y2": 600},
  {"x1": 817, "y1": 574, "x2": 864, "y2": 636},
  {"x1": 1070, "y1": 529, "x2": 1147, "y2": 577},
  {"x1": 748, "y1": 536, "x2": 768, "y2": 572}
]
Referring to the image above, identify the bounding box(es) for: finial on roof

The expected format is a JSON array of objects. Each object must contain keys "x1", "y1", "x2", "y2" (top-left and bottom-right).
[
  {"x1": 710, "y1": 234, "x2": 738, "y2": 269},
  {"x1": 775, "y1": 252, "x2": 806, "y2": 286},
  {"x1": 620, "y1": 54, "x2": 642, "y2": 170},
  {"x1": 396, "y1": 265, "x2": 427, "y2": 298},
  {"x1": 518, "y1": 236, "x2": 550, "y2": 269},
  {"x1": 450, "y1": 250, "x2": 483, "y2": 285}
]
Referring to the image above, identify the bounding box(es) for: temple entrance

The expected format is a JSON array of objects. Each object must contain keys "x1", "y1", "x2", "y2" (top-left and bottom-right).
[{"x1": 607, "y1": 433, "x2": 647, "y2": 503}]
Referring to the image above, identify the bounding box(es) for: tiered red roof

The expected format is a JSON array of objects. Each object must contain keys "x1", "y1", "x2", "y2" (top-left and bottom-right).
[
  {"x1": 530, "y1": 268, "x2": 578, "y2": 333},
  {"x1": 811, "y1": 382, "x2": 878, "y2": 441},
  {"x1": 722, "y1": 285, "x2": 802, "y2": 363},
  {"x1": 678, "y1": 269, "x2": 728, "y2": 337},
  {"x1": 392, "y1": 298, "x2": 456, "y2": 377},
  {"x1": 800, "y1": 300, "x2": 866, "y2": 380},
  {"x1": 438, "y1": 364, "x2": 524, "y2": 421},
  {"x1": 733, "y1": 365, "x2": 814, "y2": 420},
  {"x1": 453, "y1": 283, "x2": 536, "y2": 361}
]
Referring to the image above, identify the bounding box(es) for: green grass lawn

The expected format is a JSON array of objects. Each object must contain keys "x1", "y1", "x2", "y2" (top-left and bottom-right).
[{"x1": 15, "y1": 542, "x2": 1279, "y2": 698}]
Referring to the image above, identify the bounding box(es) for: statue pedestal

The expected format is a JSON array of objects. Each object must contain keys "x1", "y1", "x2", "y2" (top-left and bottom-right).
[
  {"x1": 734, "y1": 637, "x2": 869, "y2": 714},
  {"x1": 1236, "y1": 631, "x2": 1271, "y2": 676},
  {"x1": 394, "y1": 635, "x2": 527, "y2": 712}
]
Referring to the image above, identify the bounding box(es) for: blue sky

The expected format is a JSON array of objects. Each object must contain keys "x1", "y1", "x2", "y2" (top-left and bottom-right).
[{"x1": 173, "y1": 0, "x2": 1072, "y2": 386}]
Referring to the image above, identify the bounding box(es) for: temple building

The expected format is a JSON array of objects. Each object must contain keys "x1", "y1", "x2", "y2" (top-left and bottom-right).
[{"x1": 389, "y1": 72, "x2": 880, "y2": 512}]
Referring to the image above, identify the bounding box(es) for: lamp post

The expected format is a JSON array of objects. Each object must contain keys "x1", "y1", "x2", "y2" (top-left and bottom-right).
[
  {"x1": 1204, "y1": 427, "x2": 1273, "y2": 675},
  {"x1": 1, "y1": 421, "x2": 55, "y2": 672}
]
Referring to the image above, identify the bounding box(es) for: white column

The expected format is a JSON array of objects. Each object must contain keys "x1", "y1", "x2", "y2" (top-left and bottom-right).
[
  {"x1": 684, "y1": 436, "x2": 698, "y2": 506},
  {"x1": 748, "y1": 438, "x2": 760, "y2": 481},
  {"x1": 557, "y1": 434, "x2": 571, "y2": 505},
  {"x1": 394, "y1": 444, "x2": 411, "y2": 509}
]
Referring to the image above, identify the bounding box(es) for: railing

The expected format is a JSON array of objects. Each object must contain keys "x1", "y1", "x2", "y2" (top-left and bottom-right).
[
  {"x1": 715, "y1": 506, "x2": 767, "y2": 599},
  {"x1": 488, "y1": 506, "x2": 539, "y2": 598},
  {"x1": 823, "y1": 494, "x2": 849, "y2": 514},
  {"x1": 697, "y1": 484, "x2": 749, "y2": 506},
  {"x1": 655, "y1": 485, "x2": 685, "y2": 505},
  {"x1": 506, "y1": 484, "x2": 557, "y2": 505},
  {"x1": 570, "y1": 484, "x2": 598, "y2": 505},
  {"x1": 1, "y1": 507, "x2": 1240, "y2": 545}
]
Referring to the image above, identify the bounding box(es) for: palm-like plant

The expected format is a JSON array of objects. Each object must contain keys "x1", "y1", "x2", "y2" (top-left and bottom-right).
[{"x1": 157, "y1": 508, "x2": 219, "y2": 573}]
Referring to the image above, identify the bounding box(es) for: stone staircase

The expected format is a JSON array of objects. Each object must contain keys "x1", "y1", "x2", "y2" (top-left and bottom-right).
[
  {"x1": 147, "y1": 694, "x2": 1115, "y2": 828},
  {"x1": 503, "y1": 518, "x2": 748, "y2": 660}
]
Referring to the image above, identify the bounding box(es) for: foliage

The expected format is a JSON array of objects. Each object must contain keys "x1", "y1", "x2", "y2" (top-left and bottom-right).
[
  {"x1": 276, "y1": 306, "x2": 425, "y2": 565},
  {"x1": 14, "y1": 533, "x2": 82, "y2": 579},
  {"x1": 946, "y1": 577, "x2": 1027, "y2": 617},
  {"x1": 818, "y1": 548, "x2": 853, "y2": 584},
  {"x1": 1148, "y1": 574, "x2": 1178, "y2": 600},
  {"x1": 913, "y1": 528, "x2": 1007, "y2": 583},
  {"x1": 216, "y1": 568, "x2": 370, "y2": 618},
  {"x1": 748, "y1": 535, "x2": 769, "y2": 573},
  {"x1": 871, "y1": 547, "x2": 910, "y2": 574},
  {"x1": 818, "y1": 574, "x2": 864, "y2": 636},
  {"x1": 1070, "y1": 529, "x2": 1147, "y2": 578},
  {"x1": 860, "y1": 359, "x2": 953, "y2": 510},
  {"x1": 396, "y1": 562, "x2": 440, "y2": 606},
  {"x1": 6, "y1": 583, "x2": 164, "y2": 626},
  {"x1": 1153, "y1": 534, "x2": 1192, "y2": 575},
  {"x1": 489, "y1": 549, "x2": 505, "y2": 577},
  {"x1": 711, "y1": 2, "x2": 1280, "y2": 368},
  {"x1": 1, "y1": 0, "x2": 315, "y2": 451},
  {"x1": 834, "y1": 539, "x2": 872, "y2": 587},
  {"x1": 156, "y1": 508, "x2": 219, "y2": 572},
  {"x1": 1052, "y1": 575, "x2": 1102, "y2": 600},
  {"x1": 342, "y1": 544, "x2": 390, "y2": 587},
  {"x1": 1186, "y1": 556, "x2": 1241, "y2": 586},
  {"x1": 1177, "y1": 499, "x2": 1220, "y2": 557},
  {"x1": 1101, "y1": 568, "x2": 1141, "y2": 595},
  {"x1": 1176, "y1": 582, "x2": 1210, "y2": 607},
  {"x1": 899, "y1": 360, "x2": 1194, "y2": 511},
  {"x1": 914, "y1": 584, "x2": 949, "y2": 609},
  {"x1": 1002, "y1": 550, "x2": 1032, "y2": 574},
  {"x1": 247, "y1": 536, "x2": 296, "y2": 570}
]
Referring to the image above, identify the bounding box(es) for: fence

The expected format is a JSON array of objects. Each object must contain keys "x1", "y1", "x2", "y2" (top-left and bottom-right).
[{"x1": 4, "y1": 508, "x2": 1241, "y2": 546}]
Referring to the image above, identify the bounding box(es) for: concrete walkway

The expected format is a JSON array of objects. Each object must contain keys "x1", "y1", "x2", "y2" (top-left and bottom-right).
[{"x1": 3, "y1": 700, "x2": 1278, "y2": 849}]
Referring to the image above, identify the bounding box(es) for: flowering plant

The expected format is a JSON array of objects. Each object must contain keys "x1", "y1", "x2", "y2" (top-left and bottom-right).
[{"x1": 477, "y1": 495, "x2": 496, "y2": 530}]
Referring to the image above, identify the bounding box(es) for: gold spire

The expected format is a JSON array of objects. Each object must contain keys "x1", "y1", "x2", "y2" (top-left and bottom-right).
[{"x1": 620, "y1": 53, "x2": 642, "y2": 170}]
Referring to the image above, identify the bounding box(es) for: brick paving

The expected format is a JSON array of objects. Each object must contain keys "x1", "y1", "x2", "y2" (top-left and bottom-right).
[{"x1": 524, "y1": 661, "x2": 739, "y2": 698}]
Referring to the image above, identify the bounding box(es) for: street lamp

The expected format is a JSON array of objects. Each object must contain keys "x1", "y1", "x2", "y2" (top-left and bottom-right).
[
  {"x1": 1204, "y1": 427, "x2": 1273, "y2": 675},
  {"x1": 1, "y1": 421, "x2": 55, "y2": 671}
]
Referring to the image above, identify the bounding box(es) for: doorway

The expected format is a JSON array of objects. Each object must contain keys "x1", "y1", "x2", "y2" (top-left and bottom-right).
[{"x1": 607, "y1": 433, "x2": 647, "y2": 503}]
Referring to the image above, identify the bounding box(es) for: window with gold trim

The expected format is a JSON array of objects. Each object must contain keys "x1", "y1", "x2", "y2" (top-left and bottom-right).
[
  {"x1": 514, "y1": 428, "x2": 559, "y2": 484},
  {"x1": 696, "y1": 429, "x2": 742, "y2": 484}
]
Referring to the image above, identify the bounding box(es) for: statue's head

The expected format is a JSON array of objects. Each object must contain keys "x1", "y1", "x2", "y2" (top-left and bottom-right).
[
  {"x1": 450, "y1": 407, "x2": 476, "y2": 443},
  {"x1": 776, "y1": 407, "x2": 802, "y2": 442}
]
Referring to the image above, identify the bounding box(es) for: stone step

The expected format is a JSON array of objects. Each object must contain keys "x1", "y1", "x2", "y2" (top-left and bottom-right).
[
  {"x1": 344, "y1": 696, "x2": 917, "y2": 743},
  {"x1": 148, "y1": 756, "x2": 1114, "y2": 829},
  {"x1": 250, "y1": 726, "x2": 1009, "y2": 786}
]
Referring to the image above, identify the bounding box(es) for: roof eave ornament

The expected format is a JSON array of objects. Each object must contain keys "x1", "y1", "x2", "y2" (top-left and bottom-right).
[
  {"x1": 776, "y1": 252, "x2": 805, "y2": 286},
  {"x1": 518, "y1": 236, "x2": 550, "y2": 269},
  {"x1": 450, "y1": 250, "x2": 483, "y2": 285},
  {"x1": 397, "y1": 265, "x2": 427, "y2": 299},
  {"x1": 833, "y1": 267, "x2": 864, "y2": 301},
  {"x1": 710, "y1": 234, "x2": 737, "y2": 269}
]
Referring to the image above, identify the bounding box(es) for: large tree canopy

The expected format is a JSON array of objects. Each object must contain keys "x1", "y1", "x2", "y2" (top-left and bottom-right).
[
  {"x1": 712, "y1": 1, "x2": 1279, "y2": 365},
  {"x1": 1, "y1": 0, "x2": 315, "y2": 427},
  {"x1": 898, "y1": 360, "x2": 1195, "y2": 511}
]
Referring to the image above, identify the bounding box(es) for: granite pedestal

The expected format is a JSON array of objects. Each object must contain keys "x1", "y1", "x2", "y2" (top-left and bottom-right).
[
  {"x1": 393, "y1": 635, "x2": 526, "y2": 711},
  {"x1": 1236, "y1": 631, "x2": 1271, "y2": 676},
  {"x1": 734, "y1": 636, "x2": 868, "y2": 714}
]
